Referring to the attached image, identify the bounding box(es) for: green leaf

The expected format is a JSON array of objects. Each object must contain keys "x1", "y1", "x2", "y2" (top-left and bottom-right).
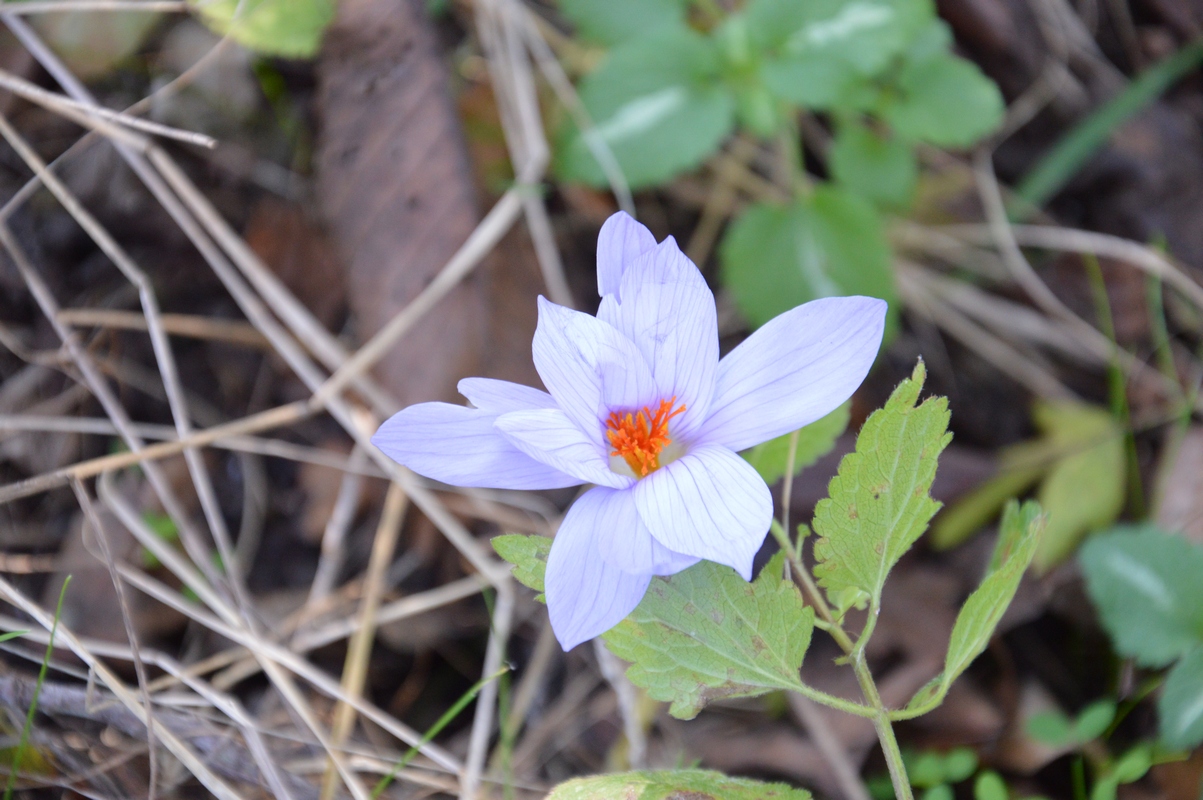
[
  {"x1": 812, "y1": 361, "x2": 951, "y2": 614},
  {"x1": 557, "y1": 0, "x2": 686, "y2": 46},
  {"x1": 762, "y1": 55, "x2": 864, "y2": 110},
  {"x1": 883, "y1": 54, "x2": 1004, "y2": 148},
  {"x1": 190, "y1": 0, "x2": 335, "y2": 57},
  {"x1": 1026, "y1": 710, "x2": 1073, "y2": 747},
  {"x1": 942, "y1": 748, "x2": 979, "y2": 783},
  {"x1": 1072, "y1": 700, "x2": 1116, "y2": 742},
  {"x1": 830, "y1": 120, "x2": 918, "y2": 208},
  {"x1": 0, "y1": 631, "x2": 27, "y2": 644},
  {"x1": 1032, "y1": 402, "x2": 1125, "y2": 572},
  {"x1": 930, "y1": 452, "x2": 1045, "y2": 551},
  {"x1": 910, "y1": 501, "x2": 1043, "y2": 713},
  {"x1": 1112, "y1": 743, "x2": 1153, "y2": 783},
  {"x1": 935, "y1": 501, "x2": 1043, "y2": 695},
  {"x1": 1079, "y1": 526, "x2": 1203, "y2": 667},
  {"x1": 720, "y1": 188, "x2": 895, "y2": 330},
  {"x1": 556, "y1": 29, "x2": 735, "y2": 188},
  {"x1": 492, "y1": 534, "x2": 552, "y2": 598},
  {"x1": 742, "y1": 402, "x2": 850, "y2": 485},
  {"x1": 775, "y1": 0, "x2": 935, "y2": 75},
  {"x1": 1161, "y1": 645, "x2": 1203, "y2": 749},
  {"x1": 546, "y1": 769, "x2": 812, "y2": 800},
  {"x1": 603, "y1": 553, "x2": 814, "y2": 720},
  {"x1": 922, "y1": 785, "x2": 954, "y2": 800},
  {"x1": 908, "y1": 751, "x2": 946, "y2": 788},
  {"x1": 974, "y1": 771, "x2": 1009, "y2": 800}
]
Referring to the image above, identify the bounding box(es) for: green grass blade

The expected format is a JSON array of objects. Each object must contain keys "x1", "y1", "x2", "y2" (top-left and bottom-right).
[
  {"x1": 1014, "y1": 40, "x2": 1203, "y2": 214},
  {"x1": 371, "y1": 666, "x2": 509, "y2": 798},
  {"x1": 4, "y1": 576, "x2": 70, "y2": 800}
]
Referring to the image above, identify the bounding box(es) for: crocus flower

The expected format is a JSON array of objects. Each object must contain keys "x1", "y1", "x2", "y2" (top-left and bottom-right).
[{"x1": 372, "y1": 212, "x2": 886, "y2": 650}]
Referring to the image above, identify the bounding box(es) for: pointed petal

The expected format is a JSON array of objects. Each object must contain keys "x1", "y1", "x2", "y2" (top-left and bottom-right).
[
  {"x1": 532, "y1": 297, "x2": 658, "y2": 445},
  {"x1": 603, "y1": 238, "x2": 718, "y2": 436},
  {"x1": 495, "y1": 409, "x2": 633, "y2": 490},
  {"x1": 584, "y1": 486, "x2": 702, "y2": 575},
  {"x1": 546, "y1": 488, "x2": 652, "y2": 650},
  {"x1": 372, "y1": 403, "x2": 581, "y2": 490},
  {"x1": 458, "y1": 377, "x2": 556, "y2": 413},
  {"x1": 697, "y1": 296, "x2": 886, "y2": 452},
  {"x1": 634, "y1": 445, "x2": 773, "y2": 579},
  {"x1": 597, "y1": 211, "x2": 657, "y2": 300}
]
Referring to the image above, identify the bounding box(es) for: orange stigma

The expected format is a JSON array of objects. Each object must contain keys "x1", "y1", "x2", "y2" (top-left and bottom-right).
[{"x1": 605, "y1": 398, "x2": 686, "y2": 477}]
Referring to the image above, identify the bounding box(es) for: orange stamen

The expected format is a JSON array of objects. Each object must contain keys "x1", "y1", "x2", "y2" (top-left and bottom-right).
[{"x1": 605, "y1": 397, "x2": 686, "y2": 477}]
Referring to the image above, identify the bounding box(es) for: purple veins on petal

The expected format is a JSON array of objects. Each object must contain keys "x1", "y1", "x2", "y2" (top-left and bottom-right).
[
  {"x1": 531, "y1": 297, "x2": 658, "y2": 446},
  {"x1": 545, "y1": 487, "x2": 654, "y2": 650},
  {"x1": 697, "y1": 295, "x2": 887, "y2": 453},
  {"x1": 457, "y1": 377, "x2": 557, "y2": 413},
  {"x1": 633, "y1": 444, "x2": 773, "y2": 580},
  {"x1": 596, "y1": 211, "x2": 657, "y2": 300},
  {"x1": 494, "y1": 408, "x2": 634, "y2": 490},
  {"x1": 585, "y1": 485, "x2": 701, "y2": 575},
  {"x1": 371, "y1": 402, "x2": 581, "y2": 491}
]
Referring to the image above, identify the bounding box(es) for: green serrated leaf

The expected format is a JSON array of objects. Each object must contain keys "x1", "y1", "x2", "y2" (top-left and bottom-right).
[
  {"x1": 720, "y1": 189, "x2": 895, "y2": 331},
  {"x1": 603, "y1": 553, "x2": 813, "y2": 719},
  {"x1": 492, "y1": 534, "x2": 551, "y2": 598},
  {"x1": 1079, "y1": 525, "x2": 1203, "y2": 667},
  {"x1": 830, "y1": 120, "x2": 918, "y2": 208},
  {"x1": 812, "y1": 361, "x2": 950, "y2": 614},
  {"x1": 190, "y1": 0, "x2": 335, "y2": 58},
  {"x1": 546, "y1": 768, "x2": 812, "y2": 800},
  {"x1": 882, "y1": 53, "x2": 1004, "y2": 148},
  {"x1": 742, "y1": 402, "x2": 850, "y2": 485},
  {"x1": 557, "y1": 0, "x2": 687, "y2": 46},
  {"x1": 1072, "y1": 700, "x2": 1116, "y2": 742},
  {"x1": 556, "y1": 29, "x2": 735, "y2": 188},
  {"x1": 1161, "y1": 645, "x2": 1203, "y2": 749},
  {"x1": 937, "y1": 501, "x2": 1043, "y2": 695}
]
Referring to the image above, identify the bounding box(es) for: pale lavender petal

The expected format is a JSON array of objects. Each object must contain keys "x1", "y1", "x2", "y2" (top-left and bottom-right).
[
  {"x1": 546, "y1": 487, "x2": 652, "y2": 649},
  {"x1": 585, "y1": 486, "x2": 702, "y2": 575},
  {"x1": 633, "y1": 445, "x2": 773, "y2": 579},
  {"x1": 495, "y1": 408, "x2": 633, "y2": 490},
  {"x1": 697, "y1": 296, "x2": 886, "y2": 453},
  {"x1": 457, "y1": 377, "x2": 555, "y2": 413},
  {"x1": 603, "y1": 238, "x2": 718, "y2": 437},
  {"x1": 373, "y1": 403, "x2": 580, "y2": 490},
  {"x1": 596, "y1": 211, "x2": 657, "y2": 300},
  {"x1": 532, "y1": 297, "x2": 658, "y2": 446}
]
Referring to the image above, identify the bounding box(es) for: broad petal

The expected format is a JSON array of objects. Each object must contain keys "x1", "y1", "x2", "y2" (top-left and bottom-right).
[
  {"x1": 457, "y1": 377, "x2": 555, "y2": 413},
  {"x1": 697, "y1": 296, "x2": 886, "y2": 452},
  {"x1": 372, "y1": 403, "x2": 581, "y2": 490},
  {"x1": 584, "y1": 486, "x2": 702, "y2": 575},
  {"x1": 596, "y1": 211, "x2": 657, "y2": 300},
  {"x1": 532, "y1": 297, "x2": 658, "y2": 446},
  {"x1": 495, "y1": 408, "x2": 633, "y2": 490},
  {"x1": 634, "y1": 445, "x2": 773, "y2": 579},
  {"x1": 603, "y1": 239, "x2": 718, "y2": 437},
  {"x1": 546, "y1": 488, "x2": 652, "y2": 650}
]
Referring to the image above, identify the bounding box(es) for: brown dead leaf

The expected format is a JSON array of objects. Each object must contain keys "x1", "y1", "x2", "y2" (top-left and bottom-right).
[
  {"x1": 244, "y1": 197, "x2": 346, "y2": 331},
  {"x1": 316, "y1": 0, "x2": 489, "y2": 406}
]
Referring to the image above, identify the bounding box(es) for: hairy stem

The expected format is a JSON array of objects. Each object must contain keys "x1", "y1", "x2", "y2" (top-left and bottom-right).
[{"x1": 852, "y1": 650, "x2": 913, "y2": 800}]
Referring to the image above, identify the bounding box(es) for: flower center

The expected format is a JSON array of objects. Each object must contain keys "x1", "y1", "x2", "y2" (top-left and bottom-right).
[{"x1": 605, "y1": 398, "x2": 686, "y2": 478}]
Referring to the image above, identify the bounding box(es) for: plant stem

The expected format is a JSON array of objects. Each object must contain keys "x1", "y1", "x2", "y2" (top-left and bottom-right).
[
  {"x1": 790, "y1": 680, "x2": 877, "y2": 718},
  {"x1": 782, "y1": 547, "x2": 914, "y2": 800},
  {"x1": 851, "y1": 648, "x2": 914, "y2": 800}
]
